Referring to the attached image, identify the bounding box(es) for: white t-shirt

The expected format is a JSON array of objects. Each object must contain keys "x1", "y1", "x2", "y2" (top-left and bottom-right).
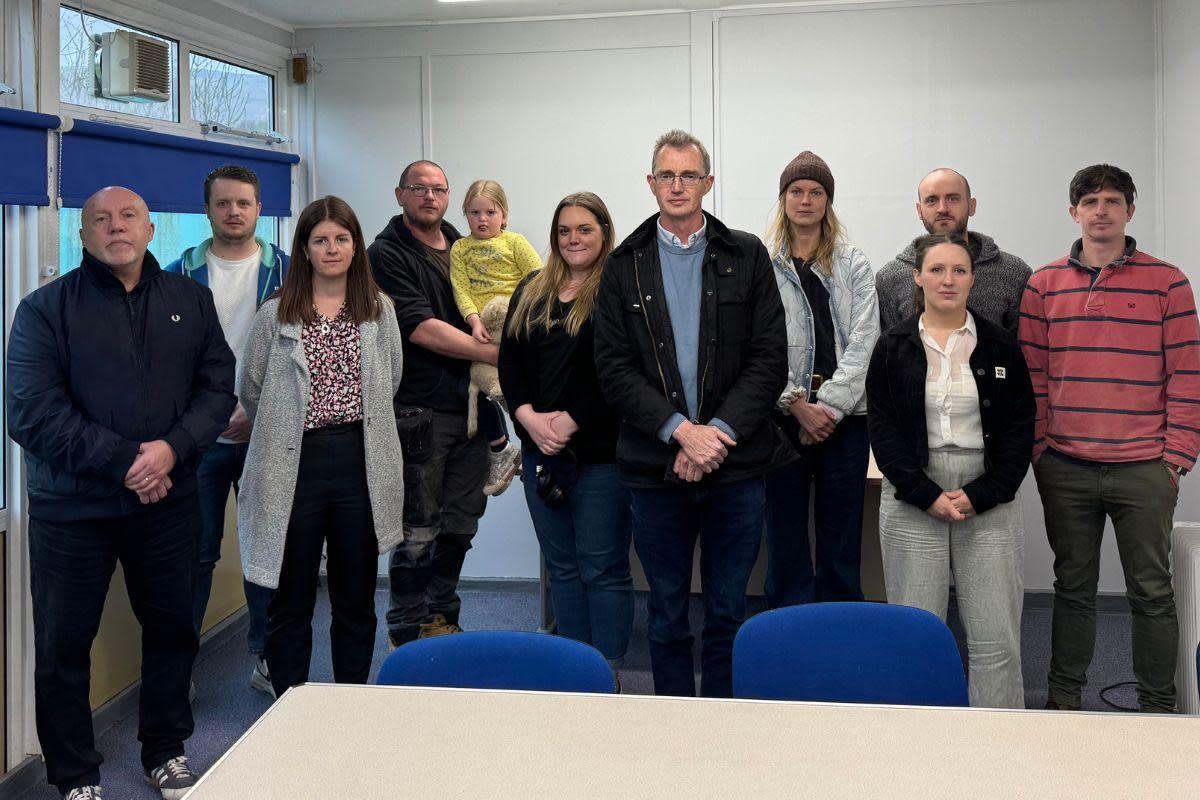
[{"x1": 207, "y1": 246, "x2": 261, "y2": 443}]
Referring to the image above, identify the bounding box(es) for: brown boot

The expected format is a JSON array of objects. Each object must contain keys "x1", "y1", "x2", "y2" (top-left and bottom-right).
[{"x1": 417, "y1": 614, "x2": 464, "y2": 639}]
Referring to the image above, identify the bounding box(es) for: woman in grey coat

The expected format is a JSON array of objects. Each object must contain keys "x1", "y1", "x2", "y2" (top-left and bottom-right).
[{"x1": 239, "y1": 195, "x2": 404, "y2": 696}]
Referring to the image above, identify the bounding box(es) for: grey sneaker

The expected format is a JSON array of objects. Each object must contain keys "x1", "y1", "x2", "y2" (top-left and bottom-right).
[
  {"x1": 483, "y1": 442, "x2": 521, "y2": 496},
  {"x1": 144, "y1": 755, "x2": 197, "y2": 800},
  {"x1": 250, "y1": 656, "x2": 274, "y2": 697},
  {"x1": 65, "y1": 788, "x2": 103, "y2": 800}
]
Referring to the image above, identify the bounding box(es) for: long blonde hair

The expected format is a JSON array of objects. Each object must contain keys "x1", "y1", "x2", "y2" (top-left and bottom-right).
[
  {"x1": 765, "y1": 193, "x2": 846, "y2": 276},
  {"x1": 506, "y1": 192, "x2": 615, "y2": 339}
]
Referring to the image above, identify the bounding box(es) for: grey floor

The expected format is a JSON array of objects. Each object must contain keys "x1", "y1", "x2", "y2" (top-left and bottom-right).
[{"x1": 16, "y1": 584, "x2": 1140, "y2": 799}]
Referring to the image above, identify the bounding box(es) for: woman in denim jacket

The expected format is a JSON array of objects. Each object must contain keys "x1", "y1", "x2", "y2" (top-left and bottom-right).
[{"x1": 763, "y1": 151, "x2": 879, "y2": 606}]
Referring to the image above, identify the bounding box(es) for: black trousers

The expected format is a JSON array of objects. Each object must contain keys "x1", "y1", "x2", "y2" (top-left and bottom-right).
[
  {"x1": 266, "y1": 422, "x2": 379, "y2": 696},
  {"x1": 30, "y1": 496, "x2": 200, "y2": 794}
]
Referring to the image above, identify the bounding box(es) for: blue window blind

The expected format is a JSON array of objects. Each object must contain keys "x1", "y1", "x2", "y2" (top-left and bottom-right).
[
  {"x1": 0, "y1": 107, "x2": 60, "y2": 206},
  {"x1": 60, "y1": 119, "x2": 300, "y2": 216}
]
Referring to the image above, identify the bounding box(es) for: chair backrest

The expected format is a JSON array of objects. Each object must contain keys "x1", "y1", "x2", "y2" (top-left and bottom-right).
[
  {"x1": 376, "y1": 631, "x2": 615, "y2": 694},
  {"x1": 733, "y1": 602, "x2": 968, "y2": 706}
]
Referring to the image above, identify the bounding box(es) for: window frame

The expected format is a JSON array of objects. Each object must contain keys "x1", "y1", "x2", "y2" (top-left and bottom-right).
[
  {"x1": 57, "y1": 1, "x2": 289, "y2": 145},
  {"x1": 56, "y1": 3, "x2": 182, "y2": 124},
  {"x1": 185, "y1": 47, "x2": 277, "y2": 136}
]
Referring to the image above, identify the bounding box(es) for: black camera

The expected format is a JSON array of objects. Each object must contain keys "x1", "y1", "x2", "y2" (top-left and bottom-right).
[{"x1": 535, "y1": 449, "x2": 579, "y2": 509}]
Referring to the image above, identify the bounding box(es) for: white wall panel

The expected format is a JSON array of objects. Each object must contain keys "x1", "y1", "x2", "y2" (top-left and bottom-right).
[
  {"x1": 429, "y1": 46, "x2": 691, "y2": 252},
  {"x1": 714, "y1": 0, "x2": 1157, "y2": 272},
  {"x1": 311, "y1": 56, "x2": 423, "y2": 242}
]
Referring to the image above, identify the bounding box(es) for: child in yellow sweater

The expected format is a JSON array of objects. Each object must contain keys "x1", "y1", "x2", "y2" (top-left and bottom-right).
[{"x1": 451, "y1": 179, "x2": 543, "y2": 495}]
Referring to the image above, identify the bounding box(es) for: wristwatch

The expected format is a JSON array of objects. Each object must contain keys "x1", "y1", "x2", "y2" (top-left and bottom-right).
[{"x1": 1165, "y1": 461, "x2": 1188, "y2": 478}]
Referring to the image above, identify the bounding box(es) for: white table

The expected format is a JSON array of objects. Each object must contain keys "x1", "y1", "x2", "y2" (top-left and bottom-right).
[{"x1": 184, "y1": 683, "x2": 1200, "y2": 799}]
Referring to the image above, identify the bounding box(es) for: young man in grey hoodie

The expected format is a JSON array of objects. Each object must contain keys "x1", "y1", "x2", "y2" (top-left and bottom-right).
[{"x1": 876, "y1": 168, "x2": 1030, "y2": 336}]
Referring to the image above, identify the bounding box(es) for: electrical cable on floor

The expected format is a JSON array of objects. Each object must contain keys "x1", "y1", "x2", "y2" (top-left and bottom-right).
[{"x1": 1099, "y1": 680, "x2": 1139, "y2": 711}]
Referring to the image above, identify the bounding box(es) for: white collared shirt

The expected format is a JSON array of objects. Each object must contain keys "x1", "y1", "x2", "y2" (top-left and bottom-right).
[
  {"x1": 656, "y1": 218, "x2": 705, "y2": 250},
  {"x1": 919, "y1": 312, "x2": 984, "y2": 450}
]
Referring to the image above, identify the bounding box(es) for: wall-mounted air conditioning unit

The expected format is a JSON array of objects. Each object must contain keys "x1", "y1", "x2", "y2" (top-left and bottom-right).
[{"x1": 92, "y1": 30, "x2": 170, "y2": 104}]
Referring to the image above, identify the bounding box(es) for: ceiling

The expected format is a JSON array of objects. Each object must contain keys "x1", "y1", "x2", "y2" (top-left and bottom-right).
[{"x1": 220, "y1": 0, "x2": 831, "y2": 29}]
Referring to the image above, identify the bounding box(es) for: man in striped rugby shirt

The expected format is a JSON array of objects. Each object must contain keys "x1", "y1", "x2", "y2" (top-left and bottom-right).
[{"x1": 1020, "y1": 164, "x2": 1200, "y2": 712}]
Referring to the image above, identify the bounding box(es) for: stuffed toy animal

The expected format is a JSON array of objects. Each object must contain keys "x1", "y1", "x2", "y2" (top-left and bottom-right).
[{"x1": 467, "y1": 295, "x2": 509, "y2": 437}]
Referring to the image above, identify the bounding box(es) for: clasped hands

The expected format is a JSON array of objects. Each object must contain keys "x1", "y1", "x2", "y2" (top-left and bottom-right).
[
  {"x1": 672, "y1": 420, "x2": 736, "y2": 483},
  {"x1": 515, "y1": 406, "x2": 579, "y2": 456},
  {"x1": 123, "y1": 440, "x2": 177, "y2": 504},
  {"x1": 927, "y1": 489, "x2": 976, "y2": 522},
  {"x1": 788, "y1": 397, "x2": 836, "y2": 446}
]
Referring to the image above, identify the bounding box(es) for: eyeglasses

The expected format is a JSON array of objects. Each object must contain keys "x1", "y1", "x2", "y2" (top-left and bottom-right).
[
  {"x1": 651, "y1": 172, "x2": 708, "y2": 187},
  {"x1": 402, "y1": 185, "x2": 449, "y2": 197}
]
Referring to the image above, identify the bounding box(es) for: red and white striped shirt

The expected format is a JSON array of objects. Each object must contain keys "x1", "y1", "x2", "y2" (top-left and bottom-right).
[{"x1": 1019, "y1": 238, "x2": 1200, "y2": 470}]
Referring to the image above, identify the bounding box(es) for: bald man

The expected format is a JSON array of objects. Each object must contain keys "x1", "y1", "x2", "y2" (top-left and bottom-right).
[
  {"x1": 876, "y1": 168, "x2": 1031, "y2": 335},
  {"x1": 7, "y1": 187, "x2": 235, "y2": 800}
]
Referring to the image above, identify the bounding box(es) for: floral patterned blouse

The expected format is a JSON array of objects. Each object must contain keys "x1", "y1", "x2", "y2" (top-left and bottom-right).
[{"x1": 302, "y1": 303, "x2": 364, "y2": 430}]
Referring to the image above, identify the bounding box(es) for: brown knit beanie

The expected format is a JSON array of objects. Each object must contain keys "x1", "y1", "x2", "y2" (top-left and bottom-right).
[{"x1": 778, "y1": 151, "x2": 834, "y2": 200}]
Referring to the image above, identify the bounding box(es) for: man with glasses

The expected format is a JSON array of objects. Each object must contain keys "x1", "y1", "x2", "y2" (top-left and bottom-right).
[
  {"x1": 165, "y1": 164, "x2": 288, "y2": 697},
  {"x1": 594, "y1": 130, "x2": 791, "y2": 697},
  {"x1": 368, "y1": 160, "x2": 496, "y2": 646}
]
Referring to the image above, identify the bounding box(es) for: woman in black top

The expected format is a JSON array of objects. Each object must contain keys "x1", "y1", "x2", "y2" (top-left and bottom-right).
[{"x1": 498, "y1": 192, "x2": 631, "y2": 676}]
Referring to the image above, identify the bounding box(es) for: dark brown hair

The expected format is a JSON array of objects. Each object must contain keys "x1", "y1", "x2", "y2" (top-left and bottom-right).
[
  {"x1": 204, "y1": 164, "x2": 261, "y2": 205},
  {"x1": 1069, "y1": 164, "x2": 1136, "y2": 207},
  {"x1": 910, "y1": 232, "x2": 973, "y2": 313},
  {"x1": 276, "y1": 196, "x2": 383, "y2": 325}
]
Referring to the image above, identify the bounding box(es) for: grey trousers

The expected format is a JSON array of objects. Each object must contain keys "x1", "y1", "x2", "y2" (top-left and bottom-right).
[{"x1": 879, "y1": 447, "x2": 1026, "y2": 708}]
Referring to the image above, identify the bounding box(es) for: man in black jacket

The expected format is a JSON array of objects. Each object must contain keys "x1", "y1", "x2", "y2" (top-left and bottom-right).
[
  {"x1": 7, "y1": 187, "x2": 235, "y2": 800},
  {"x1": 368, "y1": 161, "x2": 497, "y2": 647},
  {"x1": 594, "y1": 130, "x2": 791, "y2": 697}
]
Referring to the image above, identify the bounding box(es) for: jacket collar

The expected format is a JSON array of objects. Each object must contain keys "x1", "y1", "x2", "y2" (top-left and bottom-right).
[
  {"x1": 379, "y1": 213, "x2": 462, "y2": 255},
  {"x1": 181, "y1": 237, "x2": 280, "y2": 273},
  {"x1": 1068, "y1": 236, "x2": 1136, "y2": 271},
  {"x1": 889, "y1": 306, "x2": 1006, "y2": 346},
  {"x1": 80, "y1": 248, "x2": 161, "y2": 295},
  {"x1": 613, "y1": 211, "x2": 743, "y2": 259}
]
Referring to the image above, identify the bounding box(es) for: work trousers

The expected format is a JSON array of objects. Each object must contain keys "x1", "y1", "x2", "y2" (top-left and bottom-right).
[
  {"x1": 387, "y1": 411, "x2": 488, "y2": 645},
  {"x1": 1034, "y1": 449, "x2": 1179, "y2": 711}
]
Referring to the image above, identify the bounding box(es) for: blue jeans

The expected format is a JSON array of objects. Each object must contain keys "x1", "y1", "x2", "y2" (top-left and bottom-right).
[
  {"x1": 521, "y1": 453, "x2": 633, "y2": 664},
  {"x1": 194, "y1": 441, "x2": 272, "y2": 654},
  {"x1": 630, "y1": 477, "x2": 765, "y2": 697},
  {"x1": 764, "y1": 413, "x2": 869, "y2": 606}
]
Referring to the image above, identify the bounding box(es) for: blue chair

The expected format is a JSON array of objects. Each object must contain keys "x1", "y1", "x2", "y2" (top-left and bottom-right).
[
  {"x1": 733, "y1": 602, "x2": 968, "y2": 706},
  {"x1": 376, "y1": 630, "x2": 615, "y2": 693}
]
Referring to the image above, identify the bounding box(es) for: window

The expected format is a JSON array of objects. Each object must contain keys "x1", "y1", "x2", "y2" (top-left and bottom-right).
[
  {"x1": 189, "y1": 53, "x2": 274, "y2": 134},
  {"x1": 58, "y1": 5, "x2": 179, "y2": 122},
  {"x1": 59, "y1": 209, "x2": 280, "y2": 274}
]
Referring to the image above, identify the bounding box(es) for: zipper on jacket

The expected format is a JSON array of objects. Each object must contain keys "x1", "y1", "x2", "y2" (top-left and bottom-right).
[
  {"x1": 126, "y1": 292, "x2": 151, "y2": 436},
  {"x1": 634, "y1": 250, "x2": 671, "y2": 401}
]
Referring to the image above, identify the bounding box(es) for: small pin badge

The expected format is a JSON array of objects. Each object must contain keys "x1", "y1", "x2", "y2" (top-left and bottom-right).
[
  {"x1": 171, "y1": 314, "x2": 181, "y2": 322},
  {"x1": 995, "y1": 366, "x2": 1007, "y2": 379}
]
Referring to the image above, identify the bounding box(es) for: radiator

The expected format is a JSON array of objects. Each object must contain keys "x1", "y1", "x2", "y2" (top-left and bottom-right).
[{"x1": 1173, "y1": 522, "x2": 1200, "y2": 714}]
